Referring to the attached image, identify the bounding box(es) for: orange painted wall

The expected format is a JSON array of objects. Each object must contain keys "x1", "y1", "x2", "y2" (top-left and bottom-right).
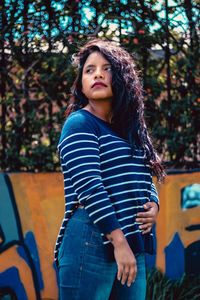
[
  {"x1": 1, "y1": 173, "x2": 65, "y2": 300},
  {"x1": 0, "y1": 171, "x2": 199, "y2": 299},
  {"x1": 155, "y1": 172, "x2": 200, "y2": 272}
]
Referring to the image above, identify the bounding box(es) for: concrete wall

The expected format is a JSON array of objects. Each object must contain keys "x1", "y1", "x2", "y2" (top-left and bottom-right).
[
  {"x1": 0, "y1": 171, "x2": 199, "y2": 299},
  {"x1": 156, "y1": 171, "x2": 200, "y2": 279}
]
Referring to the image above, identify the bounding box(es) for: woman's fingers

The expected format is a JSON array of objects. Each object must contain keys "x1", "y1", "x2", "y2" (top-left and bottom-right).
[
  {"x1": 135, "y1": 202, "x2": 158, "y2": 234},
  {"x1": 127, "y1": 262, "x2": 137, "y2": 287},
  {"x1": 137, "y1": 222, "x2": 152, "y2": 234},
  {"x1": 137, "y1": 211, "x2": 152, "y2": 218},
  {"x1": 121, "y1": 265, "x2": 130, "y2": 285},
  {"x1": 117, "y1": 260, "x2": 137, "y2": 287},
  {"x1": 117, "y1": 264, "x2": 124, "y2": 281},
  {"x1": 138, "y1": 222, "x2": 152, "y2": 234},
  {"x1": 118, "y1": 262, "x2": 137, "y2": 287},
  {"x1": 113, "y1": 236, "x2": 137, "y2": 287},
  {"x1": 137, "y1": 202, "x2": 158, "y2": 221},
  {"x1": 142, "y1": 227, "x2": 152, "y2": 234},
  {"x1": 139, "y1": 222, "x2": 152, "y2": 230},
  {"x1": 136, "y1": 217, "x2": 153, "y2": 224}
]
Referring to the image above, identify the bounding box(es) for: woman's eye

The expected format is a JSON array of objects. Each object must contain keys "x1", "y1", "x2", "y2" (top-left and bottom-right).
[
  {"x1": 86, "y1": 68, "x2": 93, "y2": 73},
  {"x1": 105, "y1": 66, "x2": 112, "y2": 72}
]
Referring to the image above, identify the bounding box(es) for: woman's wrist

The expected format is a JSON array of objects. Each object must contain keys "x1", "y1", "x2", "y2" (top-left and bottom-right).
[{"x1": 106, "y1": 228, "x2": 127, "y2": 248}]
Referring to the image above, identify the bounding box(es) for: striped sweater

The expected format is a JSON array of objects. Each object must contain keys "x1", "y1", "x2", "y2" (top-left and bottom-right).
[{"x1": 55, "y1": 109, "x2": 159, "y2": 263}]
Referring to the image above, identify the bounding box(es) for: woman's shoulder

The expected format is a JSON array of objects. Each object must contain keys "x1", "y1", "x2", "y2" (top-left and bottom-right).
[
  {"x1": 63, "y1": 109, "x2": 96, "y2": 130},
  {"x1": 59, "y1": 110, "x2": 98, "y2": 144}
]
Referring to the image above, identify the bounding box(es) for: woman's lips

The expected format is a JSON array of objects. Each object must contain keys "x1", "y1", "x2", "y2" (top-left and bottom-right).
[{"x1": 91, "y1": 82, "x2": 107, "y2": 88}]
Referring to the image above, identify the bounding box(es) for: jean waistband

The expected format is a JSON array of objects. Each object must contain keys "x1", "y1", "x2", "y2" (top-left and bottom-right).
[{"x1": 71, "y1": 207, "x2": 90, "y2": 221}]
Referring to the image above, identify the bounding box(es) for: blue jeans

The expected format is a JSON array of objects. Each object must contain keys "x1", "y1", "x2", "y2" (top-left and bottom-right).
[{"x1": 58, "y1": 208, "x2": 146, "y2": 300}]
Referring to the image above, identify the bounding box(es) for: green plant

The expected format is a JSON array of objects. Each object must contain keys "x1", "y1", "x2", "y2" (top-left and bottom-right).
[{"x1": 146, "y1": 269, "x2": 200, "y2": 300}]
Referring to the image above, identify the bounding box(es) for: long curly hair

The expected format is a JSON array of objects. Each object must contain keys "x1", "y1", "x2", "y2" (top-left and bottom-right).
[{"x1": 66, "y1": 38, "x2": 165, "y2": 182}]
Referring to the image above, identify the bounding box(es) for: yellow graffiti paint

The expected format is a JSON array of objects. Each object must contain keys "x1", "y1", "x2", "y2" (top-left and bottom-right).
[
  {"x1": 0, "y1": 171, "x2": 199, "y2": 298},
  {"x1": 156, "y1": 172, "x2": 200, "y2": 272}
]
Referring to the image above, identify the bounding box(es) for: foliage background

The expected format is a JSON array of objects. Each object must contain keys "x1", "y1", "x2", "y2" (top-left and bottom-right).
[
  {"x1": 146, "y1": 269, "x2": 200, "y2": 299},
  {"x1": 1, "y1": 0, "x2": 199, "y2": 172}
]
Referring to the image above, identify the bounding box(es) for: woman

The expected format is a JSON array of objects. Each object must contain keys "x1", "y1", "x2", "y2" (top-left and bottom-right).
[{"x1": 55, "y1": 38, "x2": 165, "y2": 300}]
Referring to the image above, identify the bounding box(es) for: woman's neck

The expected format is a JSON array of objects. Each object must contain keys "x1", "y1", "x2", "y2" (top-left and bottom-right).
[{"x1": 83, "y1": 102, "x2": 112, "y2": 124}]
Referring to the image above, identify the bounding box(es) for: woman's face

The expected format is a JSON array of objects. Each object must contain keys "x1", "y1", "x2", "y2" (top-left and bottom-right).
[{"x1": 81, "y1": 51, "x2": 113, "y2": 102}]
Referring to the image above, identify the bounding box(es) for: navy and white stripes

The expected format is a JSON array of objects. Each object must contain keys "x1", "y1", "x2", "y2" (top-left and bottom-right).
[{"x1": 54, "y1": 109, "x2": 159, "y2": 263}]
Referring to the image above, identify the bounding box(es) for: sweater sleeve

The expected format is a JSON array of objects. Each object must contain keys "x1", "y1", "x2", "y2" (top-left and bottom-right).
[
  {"x1": 150, "y1": 182, "x2": 159, "y2": 209},
  {"x1": 58, "y1": 113, "x2": 121, "y2": 234}
]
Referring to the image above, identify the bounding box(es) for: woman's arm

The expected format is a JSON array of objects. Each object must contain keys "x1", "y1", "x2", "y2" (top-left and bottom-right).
[
  {"x1": 106, "y1": 229, "x2": 137, "y2": 287},
  {"x1": 59, "y1": 117, "x2": 120, "y2": 234},
  {"x1": 135, "y1": 182, "x2": 159, "y2": 234}
]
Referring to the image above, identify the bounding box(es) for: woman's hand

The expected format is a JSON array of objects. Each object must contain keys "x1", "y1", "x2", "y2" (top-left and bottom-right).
[
  {"x1": 106, "y1": 229, "x2": 137, "y2": 287},
  {"x1": 114, "y1": 240, "x2": 137, "y2": 287},
  {"x1": 136, "y1": 202, "x2": 159, "y2": 234}
]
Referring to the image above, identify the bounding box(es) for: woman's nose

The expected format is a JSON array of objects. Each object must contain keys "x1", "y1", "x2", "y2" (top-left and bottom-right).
[{"x1": 94, "y1": 68, "x2": 104, "y2": 79}]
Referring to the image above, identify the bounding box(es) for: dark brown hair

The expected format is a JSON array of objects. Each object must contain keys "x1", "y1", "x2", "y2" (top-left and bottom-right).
[{"x1": 66, "y1": 38, "x2": 165, "y2": 182}]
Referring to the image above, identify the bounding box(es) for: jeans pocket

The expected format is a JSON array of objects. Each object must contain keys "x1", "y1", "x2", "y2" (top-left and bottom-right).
[
  {"x1": 57, "y1": 232, "x2": 69, "y2": 263},
  {"x1": 84, "y1": 225, "x2": 109, "y2": 261},
  {"x1": 88, "y1": 230, "x2": 103, "y2": 247}
]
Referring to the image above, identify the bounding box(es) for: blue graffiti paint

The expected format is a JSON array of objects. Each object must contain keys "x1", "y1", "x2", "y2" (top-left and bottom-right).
[
  {"x1": 17, "y1": 231, "x2": 44, "y2": 290},
  {"x1": 0, "y1": 267, "x2": 28, "y2": 300},
  {"x1": 185, "y1": 240, "x2": 200, "y2": 275},
  {"x1": 165, "y1": 232, "x2": 185, "y2": 280},
  {"x1": 0, "y1": 173, "x2": 41, "y2": 299},
  {"x1": 181, "y1": 183, "x2": 200, "y2": 210},
  {"x1": 0, "y1": 174, "x2": 23, "y2": 252}
]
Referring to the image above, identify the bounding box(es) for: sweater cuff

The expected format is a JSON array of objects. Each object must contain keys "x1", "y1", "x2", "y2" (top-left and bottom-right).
[{"x1": 93, "y1": 212, "x2": 121, "y2": 234}]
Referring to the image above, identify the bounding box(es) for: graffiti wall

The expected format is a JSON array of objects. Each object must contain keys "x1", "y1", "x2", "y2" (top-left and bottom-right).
[
  {"x1": 156, "y1": 171, "x2": 200, "y2": 279},
  {"x1": 0, "y1": 171, "x2": 199, "y2": 299},
  {"x1": 0, "y1": 173, "x2": 64, "y2": 300}
]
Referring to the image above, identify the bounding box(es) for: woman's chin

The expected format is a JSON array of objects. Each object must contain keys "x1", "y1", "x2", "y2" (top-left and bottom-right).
[{"x1": 89, "y1": 93, "x2": 113, "y2": 101}]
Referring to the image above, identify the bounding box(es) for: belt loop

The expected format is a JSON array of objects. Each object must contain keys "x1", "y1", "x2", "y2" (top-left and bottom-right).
[{"x1": 75, "y1": 203, "x2": 84, "y2": 209}]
